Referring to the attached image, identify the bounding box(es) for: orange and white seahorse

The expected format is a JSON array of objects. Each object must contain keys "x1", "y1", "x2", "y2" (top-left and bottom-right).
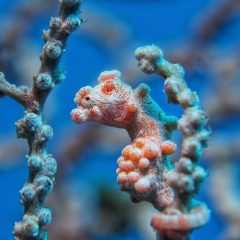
[{"x1": 71, "y1": 70, "x2": 178, "y2": 209}]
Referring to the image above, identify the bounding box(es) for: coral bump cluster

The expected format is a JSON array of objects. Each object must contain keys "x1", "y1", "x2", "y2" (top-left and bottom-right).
[
  {"x1": 0, "y1": 0, "x2": 82, "y2": 239},
  {"x1": 72, "y1": 45, "x2": 211, "y2": 240}
]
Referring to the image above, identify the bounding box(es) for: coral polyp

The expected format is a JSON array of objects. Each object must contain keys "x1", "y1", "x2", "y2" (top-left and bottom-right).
[{"x1": 72, "y1": 45, "x2": 211, "y2": 239}]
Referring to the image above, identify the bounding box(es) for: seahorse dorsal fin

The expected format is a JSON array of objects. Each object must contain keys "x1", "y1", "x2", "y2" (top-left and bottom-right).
[{"x1": 135, "y1": 83, "x2": 151, "y2": 99}]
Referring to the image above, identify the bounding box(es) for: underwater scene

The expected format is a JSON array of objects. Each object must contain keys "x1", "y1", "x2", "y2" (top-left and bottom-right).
[{"x1": 0, "y1": 0, "x2": 240, "y2": 240}]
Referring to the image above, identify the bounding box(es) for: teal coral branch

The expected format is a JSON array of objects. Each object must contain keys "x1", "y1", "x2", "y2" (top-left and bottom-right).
[
  {"x1": 135, "y1": 45, "x2": 211, "y2": 240},
  {"x1": 136, "y1": 83, "x2": 178, "y2": 135},
  {"x1": 0, "y1": 0, "x2": 82, "y2": 239}
]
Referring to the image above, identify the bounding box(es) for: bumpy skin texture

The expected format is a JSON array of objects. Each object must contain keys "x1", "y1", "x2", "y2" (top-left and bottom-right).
[
  {"x1": 72, "y1": 45, "x2": 210, "y2": 240},
  {"x1": 72, "y1": 70, "x2": 177, "y2": 206},
  {"x1": 0, "y1": 0, "x2": 82, "y2": 239}
]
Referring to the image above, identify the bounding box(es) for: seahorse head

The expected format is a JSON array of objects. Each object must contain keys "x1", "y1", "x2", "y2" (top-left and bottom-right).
[{"x1": 71, "y1": 70, "x2": 139, "y2": 128}]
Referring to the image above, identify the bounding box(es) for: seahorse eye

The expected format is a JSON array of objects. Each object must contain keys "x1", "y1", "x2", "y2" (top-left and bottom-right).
[{"x1": 85, "y1": 96, "x2": 90, "y2": 101}]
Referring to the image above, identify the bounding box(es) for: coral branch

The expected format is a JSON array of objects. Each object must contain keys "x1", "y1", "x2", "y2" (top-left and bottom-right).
[
  {"x1": 171, "y1": 0, "x2": 240, "y2": 68},
  {"x1": 56, "y1": 124, "x2": 101, "y2": 183},
  {"x1": 203, "y1": 49, "x2": 240, "y2": 239},
  {"x1": 31, "y1": 0, "x2": 82, "y2": 109},
  {"x1": 135, "y1": 45, "x2": 210, "y2": 239},
  {"x1": 0, "y1": 72, "x2": 32, "y2": 107},
  {"x1": 0, "y1": 0, "x2": 57, "y2": 85},
  {"x1": 72, "y1": 45, "x2": 210, "y2": 240},
  {"x1": 206, "y1": 138, "x2": 240, "y2": 238},
  {"x1": 0, "y1": 1, "x2": 82, "y2": 240},
  {"x1": 194, "y1": 0, "x2": 240, "y2": 46}
]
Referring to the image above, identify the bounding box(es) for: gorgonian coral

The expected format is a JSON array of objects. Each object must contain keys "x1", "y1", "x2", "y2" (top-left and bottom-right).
[
  {"x1": 71, "y1": 45, "x2": 211, "y2": 240},
  {"x1": 0, "y1": 0, "x2": 82, "y2": 239}
]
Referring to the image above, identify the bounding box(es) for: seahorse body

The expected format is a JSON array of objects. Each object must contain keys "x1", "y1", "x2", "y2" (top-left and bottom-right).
[{"x1": 71, "y1": 70, "x2": 177, "y2": 208}]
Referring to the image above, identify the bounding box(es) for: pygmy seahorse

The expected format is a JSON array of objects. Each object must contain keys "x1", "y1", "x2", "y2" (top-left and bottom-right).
[{"x1": 71, "y1": 70, "x2": 178, "y2": 209}]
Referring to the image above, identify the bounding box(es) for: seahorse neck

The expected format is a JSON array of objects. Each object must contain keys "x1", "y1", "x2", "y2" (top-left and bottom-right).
[{"x1": 127, "y1": 111, "x2": 163, "y2": 142}]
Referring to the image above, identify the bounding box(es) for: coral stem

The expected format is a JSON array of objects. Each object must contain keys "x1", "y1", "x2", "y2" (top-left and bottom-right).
[
  {"x1": 1, "y1": 0, "x2": 82, "y2": 239},
  {"x1": 135, "y1": 45, "x2": 210, "y2": 238},
  {"x1": 0, "y1": 72, "x2": 31, "y2": 108}
]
